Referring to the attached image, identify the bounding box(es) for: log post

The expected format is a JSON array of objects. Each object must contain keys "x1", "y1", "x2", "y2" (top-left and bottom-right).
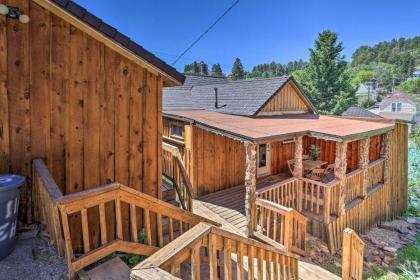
[
  {"x1": 380, "y1": 132, "x2": 391, "y2": 183},
  {"x1": 358, "y1": 137, "x2": 370, "y2": 198},
  {"x1": 334, "y1": 141, "x2": 348, "y2": 216},
  {"x1": 244, "y1": 142, "x2": 257, "y2": 237},
  {"x1": 293, "y1": 136, "x2": 304, "y2": 211}
]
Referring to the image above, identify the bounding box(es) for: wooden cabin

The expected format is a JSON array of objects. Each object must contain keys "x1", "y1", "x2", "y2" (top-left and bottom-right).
[{"x1": 163, "y1": 75, "x2": 408, "y2": 253}]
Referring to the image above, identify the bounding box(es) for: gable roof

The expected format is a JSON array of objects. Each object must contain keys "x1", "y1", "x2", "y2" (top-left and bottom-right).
[
  {"x1": 380, "y1": 91, "x2": 416, "y2": 108},
  {"x1": 163, "y1": 75, "x2": 316, "y2": 116},
  {"x1": 342, "y1": 105, "x2": 382, "y2": 119},
  {"x1": 39, "y1": 0, "x2": 184, "y2": 85}
]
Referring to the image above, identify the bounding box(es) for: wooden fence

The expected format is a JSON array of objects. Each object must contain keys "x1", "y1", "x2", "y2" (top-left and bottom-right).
[
  {"x1": 162, "y1": 142, "x2": 195, "y2": 211},
  {"x1": 131, "y1": 222, "x2": 300, "y2": 280},
  {"x1": 345, "y1": 169, "x2": 364, "y2": 204},
  {"x1": 342, "y1": 228, "x2": 365, "y2": 280},
  {"x1": 32, "y1": 159, "x2": 65, "y2": 257},
  {"x1": 256, "y1": 177, "x2": 300, "y2": 209},
  {"x1": 57, "y1": 183, "x2": 216, "y2": 278},
  {"x1": 254, "y1": 198, "x2": 307, "y2": 256},
  {"x1": 367, "y1": 158, "x2": 385, "y2": 190}
]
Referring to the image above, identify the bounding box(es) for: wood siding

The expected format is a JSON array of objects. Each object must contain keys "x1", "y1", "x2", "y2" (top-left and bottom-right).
[
  {"x1": 369, "y1": 134, "x2": 381, "y2": 162},
  {"x1": 0, "y1": 1, "x2": 162, "y2": 219},
  {"x1": 270, "y1": 141, "x2": 295, "y2": 174},
  {"x1": 259, "y1": 82, "x2": 310, "y2": 114},
  {"x1": 188, "y1": 126, "x2": 245, "y2": 196}
]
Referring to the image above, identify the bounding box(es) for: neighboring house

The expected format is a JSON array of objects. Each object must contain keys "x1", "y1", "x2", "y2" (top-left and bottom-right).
[
  {"x1": 377, "y1": 92, "x2": 417, "y2": 130},
  {"x1": 413, "y1": 66, "x2": 420, "y2": 78},
  {"x1": 163, "y1": 74, "x2": 408, "y2": 252},
  {"x1": 342, "y1": 105, "x2": 382, "y2": 119},
  {"x1": 356, "y1": 82, "x2": 378, "y2": 102}
]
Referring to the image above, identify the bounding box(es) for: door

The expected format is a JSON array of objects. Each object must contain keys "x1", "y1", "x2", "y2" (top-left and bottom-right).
[{"x1": 257, "y1": 143, "x2": 271, "y2": 178}]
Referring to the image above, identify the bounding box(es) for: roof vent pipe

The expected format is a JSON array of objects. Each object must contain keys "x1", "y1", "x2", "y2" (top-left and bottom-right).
[{"x1": 214, "y1": 87, "x2": 226, "y2": 109}]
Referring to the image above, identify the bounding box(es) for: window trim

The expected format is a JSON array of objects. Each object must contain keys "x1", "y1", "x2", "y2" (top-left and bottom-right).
[
  {"x1": 391, "y1": 102, "x2": 402, "y2": 112},
  {"x1": 171, "y1": 124, "x2": 184, "y2": 139}
]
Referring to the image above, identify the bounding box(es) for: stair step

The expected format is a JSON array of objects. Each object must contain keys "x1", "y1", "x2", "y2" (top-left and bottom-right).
[{"x1": 83, "y1": 257, "x2": 130, "y2": 280}]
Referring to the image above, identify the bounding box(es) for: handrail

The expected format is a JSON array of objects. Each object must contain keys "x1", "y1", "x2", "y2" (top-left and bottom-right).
[
  {"x1": 163, "y1": 142, "x2": 195, "y2": 211},
  {"x1": 32, "y1": 159, "x2": 65, "y2": 257},
  {"x1": 368, "y1": 157, "x2": 385, "y2": 168},
  {"x1": 131, "y1": 222, "x2": 300, "y2": 280},
  {"x1": 256, "y1": 177, "x2": 298, "y2": 195},
  {"x1": 342, "y1": 228, "x2": 365, "y2": 280}
]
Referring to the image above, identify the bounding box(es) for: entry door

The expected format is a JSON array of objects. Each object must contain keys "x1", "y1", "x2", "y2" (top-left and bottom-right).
[{"x1": 257, "y1": 143, "x2": 271, "y2": 178}]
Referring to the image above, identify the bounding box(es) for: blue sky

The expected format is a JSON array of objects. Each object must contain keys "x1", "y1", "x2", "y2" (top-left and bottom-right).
[{"x1": 75, "y1": 0, "x2": 420, "y2": 74}]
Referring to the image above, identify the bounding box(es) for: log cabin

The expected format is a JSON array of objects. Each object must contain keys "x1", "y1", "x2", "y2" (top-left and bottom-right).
[{"x1": 163, "y1": 74, "x2": 408, "y2": 253}]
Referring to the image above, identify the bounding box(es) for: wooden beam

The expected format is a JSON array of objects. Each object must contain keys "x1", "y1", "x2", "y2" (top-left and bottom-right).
[
  {"x1": 244, "y1": 142, "x2": 257, "y2": 237},
  {"x1": 358, "y1": 137, "x2": 370, "y2": 197},
  {"x1": 334, "y1": 141, "x2": 348, "y2": 215}
]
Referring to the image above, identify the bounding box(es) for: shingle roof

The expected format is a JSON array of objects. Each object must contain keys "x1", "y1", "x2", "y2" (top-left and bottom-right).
[
  {"x1": 163, "y1": 75, "x2": 314, "y2": 116},
  {"x1": 342, "y1": 105, "x2": 382, "y2": 119},
  {"x1": 50, "y1": 0, "x2": 185, "y2": 84}
]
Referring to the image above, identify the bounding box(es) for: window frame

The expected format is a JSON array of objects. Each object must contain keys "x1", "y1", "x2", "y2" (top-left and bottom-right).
[
  {"x1": 391, "y1": 102, "x2": 402, "y2": 112},
  {"x1": 171, "y1": 124, "x2": 184, "y2": 139}
]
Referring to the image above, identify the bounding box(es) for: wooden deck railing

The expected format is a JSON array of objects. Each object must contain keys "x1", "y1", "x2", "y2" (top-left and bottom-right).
[
  {"x1": 163, "y1": 142, "x2": 195, "y2": 211},
  {"x1": 367, "y1": 158, "x2": 385, "y2": 190},
  {"x1": 345, "y1": 169, "x2": 364, "y2": 204},
  {"x1": 32, "y1": 159, "x2": 65, "y2": 257},
  {"x1": 256, "y1": 177, "x2": 300, "y2": 209},
  {"x1": 131, "y1": 222, "x2": 300, "y2": 280},
  {"x1": 342, "y1": 228, "x2": 365, "y2": 280},
  {"x1": 254, "y1": 198, "x2": 307, "y2": 255},
  {"x1": 57, "y1": 183, "x2": 216, "y2": 278}
]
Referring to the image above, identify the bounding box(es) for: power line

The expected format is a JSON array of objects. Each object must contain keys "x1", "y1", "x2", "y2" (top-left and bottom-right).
[{"x1": 172, "y1": 0, "x2": 240, "y2": 66}]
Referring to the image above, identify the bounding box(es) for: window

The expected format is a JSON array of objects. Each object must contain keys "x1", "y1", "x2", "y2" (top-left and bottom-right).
[
  {"x1": 171, "y1": 124, "x2": 183, "y2": 138},
  {"x1": 391, "y1": 102, "x2": 402, "y2": 112},
  {"x1": 258, "y1": 144, "x2": 267, "y2": 168}
]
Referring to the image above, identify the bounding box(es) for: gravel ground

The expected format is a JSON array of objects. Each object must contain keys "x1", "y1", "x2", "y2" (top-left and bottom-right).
[{"x1": 0, "y1": 224, "x2": 68, "y2": 280}]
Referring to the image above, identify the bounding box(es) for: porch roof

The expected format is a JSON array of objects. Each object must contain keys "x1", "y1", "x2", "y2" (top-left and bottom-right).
[{"x1": 164, "y1": 110, "x2": 395, "y2": 143}]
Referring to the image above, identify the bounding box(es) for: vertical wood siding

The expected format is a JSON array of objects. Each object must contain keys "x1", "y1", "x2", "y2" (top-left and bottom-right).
[
  {"x1": 270, "y1": 141, "x2": 295, "y2": 174},
  {"x1": 369, "y1": 134, "x2": 382, "y2": 162},
  {"x1": 259, "y1": 82, "x2": 310, "y2": 114},
  {"x1": 0, "y1": 1, "x2": 162, "y2": 226}
]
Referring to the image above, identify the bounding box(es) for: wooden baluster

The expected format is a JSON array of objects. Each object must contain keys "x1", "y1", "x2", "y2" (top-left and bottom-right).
[
  {"x1": 209, "y1": 233, "x2": 218, "y2": 280},
  {"x1": 170, "y1": 261, "x2": 181, "y2": 278},
  {"x1": 266, "y1": 251, "x2": 272, "y2": 280},
  {"x1": 223, "y1": 238, "x2": 232, "y2": 280},
  {"x1": 81, "y1": 209, "x2": 90, "y2": 253},
  {"x1": 130, "y1": 204, "x2": 138, "y2": 242},
  {"x1": 191, "y1": 243, "x2": 201, "y2": 280},
  {"x1": 249, "y1": 245, "x2": 255, "y2": 280},
  {"x1": 169, "y1": 217, "x2": 174, "y2": 241},
  {"x1": 59, "y1": 209, "x2": 76, "y2": 279},
  {"x1": 236, "y1": 241, "x2": 244, "y2": 280},
  {"x1": 99, "y1": 203, "x2": 107, "y2": 245},
  {"x1": 316, "y1": 185, "x2": 320, "y2": 214},
  {"x1": 144, "y1": 209, "x2": 152, "y2": 245},
  {"x1": 324, "y1": 187, "x2": 331, "y2": 224},
  {"x1": 115, "y1": 199, "x2": 123, "y2": 240},
  {"x1": 257, "y1": 248, "x2": 264, "y2": 279},
  {"x1": 284, "y1": 214, "x2": 292, "y2": 252},
  {"x1": 267, "y1": 209, "x2": 271, "y2": 238},
  {"x1": 272, "y1": 212, "x2": 277, "y2": 243},
  {"x1": 310, "y1": 183, "x2": 314, "y2": 212},
  {"x1": 157, "y1": 213, "x2": 164, "y2": 247}
]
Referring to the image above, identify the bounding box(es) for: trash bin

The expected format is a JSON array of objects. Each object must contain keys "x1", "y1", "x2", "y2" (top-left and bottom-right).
[{"x1": 0, "y1": 174, "x2": 25, "y2": 260}]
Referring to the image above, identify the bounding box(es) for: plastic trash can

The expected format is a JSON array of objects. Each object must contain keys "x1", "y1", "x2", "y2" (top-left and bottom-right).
[{"x1": 0, "y1": 174, "x2": 25, "y2": 260}]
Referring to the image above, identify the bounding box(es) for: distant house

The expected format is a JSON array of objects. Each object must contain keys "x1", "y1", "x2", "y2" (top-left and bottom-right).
[
  {"x1": 342, "y1": 105, "x2": 382, "y2": 119},
  {"x1": 355, "y1": 79, "x2": 379, "y2": 102},
  {"x1": 376, "y1": 92, "x2": 417, "y2": 130},
  {"x1": 413, "y1": 66, "x2": 420, "y2": 79}
]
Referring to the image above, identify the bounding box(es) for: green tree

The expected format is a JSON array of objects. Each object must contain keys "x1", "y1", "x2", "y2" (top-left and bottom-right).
[
  {"x1": 183, "y1": 61, "x2": 209, "y2": 75},
  {"x1": 211, "y1": 64, "x2": 224, "y2": 77},
  {"x1": 397, "y1": 78, "x2": 420, "y2": 94},
  {"x1": 351, "y1": 70, "x2": 376, "y2": 87},
  {"x1": 231, "y1": 58, "x2": 245, "y2": 80},
  {"x1": 294, "y1": 30, "x2": 356, "y2": 115}
]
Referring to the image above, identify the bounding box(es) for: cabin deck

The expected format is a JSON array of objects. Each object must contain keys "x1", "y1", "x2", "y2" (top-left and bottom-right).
[{"x1": 197, "y1": 174, "x2": 293, "y2": 234}]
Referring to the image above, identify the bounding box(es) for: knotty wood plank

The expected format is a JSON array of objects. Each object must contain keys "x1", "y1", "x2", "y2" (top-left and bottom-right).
[{"x1": 0, "y1": 0, "x2": 9, "y2": 174}]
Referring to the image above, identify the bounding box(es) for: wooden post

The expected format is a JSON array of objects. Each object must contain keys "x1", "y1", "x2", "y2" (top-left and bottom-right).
[
  {"x1": 358, "y1": 137, "x2": 370, "y2": 198},
  {"x1": 380, "y1": 132, "x2": 391, "y2": 183},
  {"x1": 244, "y1": 142, "x2": 257, "y2": 237},
  {"x1": 334, "y1": 141, "x2": 348, "y2": 216},
  {"x1": 293, "y1": 136, "x2": 303, "y2": 211}
]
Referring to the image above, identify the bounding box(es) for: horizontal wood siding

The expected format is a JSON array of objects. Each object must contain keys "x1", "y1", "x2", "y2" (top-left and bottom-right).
[
  {"x1": 270, "y1": 141, "x2": 295, "y2": 174},
  {"x1": 0, "y1": 2, "x2": 162, "y2": 230},
  {"x1": 190, "y1": 126, "x2": 245, "y2": 196},
  {"x1": 259, "y1": 82, "x2": 310, "y2": 114}
]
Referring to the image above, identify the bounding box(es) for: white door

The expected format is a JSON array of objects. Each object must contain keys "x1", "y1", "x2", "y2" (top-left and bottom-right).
[{"x1": 257, "y1": 143, "x2": 271, "y2": 178}]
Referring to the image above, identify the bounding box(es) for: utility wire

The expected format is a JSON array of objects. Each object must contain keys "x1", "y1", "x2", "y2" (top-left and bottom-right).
[{"x1": 172, "y1": 0, "x2": 240, "y2": 65}]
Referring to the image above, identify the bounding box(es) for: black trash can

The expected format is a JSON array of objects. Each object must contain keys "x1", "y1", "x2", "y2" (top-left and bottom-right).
[{"x1": 0, "y1": 174, "x2": 25, "y2": 260}]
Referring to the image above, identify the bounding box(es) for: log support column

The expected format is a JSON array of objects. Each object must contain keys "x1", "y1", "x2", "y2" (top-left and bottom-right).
[
  {"x1": 335, "y1": 141, "x2": 348, "y2": 216},
  {"x1": 380, "y1": 132, "x2": 391, "y2": 183},
  {"x1": 358, "y1": 137, "x2": 370, "y2": 198},
  {"x1": 244, "y1": 142, "x2": 257, "y2": 237},
  {"x1": 293, "y1": 136, "x2": 303, "y2": 211}
]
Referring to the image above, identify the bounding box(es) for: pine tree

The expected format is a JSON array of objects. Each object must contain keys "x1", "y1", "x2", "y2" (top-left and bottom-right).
[
  {"x1": 183, "y1": 61, "x2": 209, "y2": 75},
  {"x1": 211, "y1": 64, "x2": 224, "y2": 77},
  {"x1": 294, "y1": 30, "x2": 356, "y2": 115},
  {"x1": 231, "y1": 58, "x2": 245, "y2": 80}
]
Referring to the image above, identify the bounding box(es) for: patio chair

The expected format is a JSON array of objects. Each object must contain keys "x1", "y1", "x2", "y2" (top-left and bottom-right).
[
  {"x1": 287, "y1": 159, "x2": 295, "y2": 175},
  {"x1": 324, "y1": 163, "x2": 335, "y2": 181},
  {"x1": 306, "y1": 168, "x2": 325, "y2": 181}
]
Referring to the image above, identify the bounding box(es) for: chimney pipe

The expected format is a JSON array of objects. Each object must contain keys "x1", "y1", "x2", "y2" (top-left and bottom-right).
[{"x1": 214, "y1": 87, "x2": 218, "y2": 109}]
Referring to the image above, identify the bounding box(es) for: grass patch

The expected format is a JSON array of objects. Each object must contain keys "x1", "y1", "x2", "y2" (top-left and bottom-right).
[
  {"x1": 321, "y1": 260, "x2": 342, "y2": 277},
  {"x1": 399, "y1": 235, "x2": 420, "y2": 264}
]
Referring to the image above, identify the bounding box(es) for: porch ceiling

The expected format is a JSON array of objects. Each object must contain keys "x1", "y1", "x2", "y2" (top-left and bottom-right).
[{"x1": 164, "y1": 110, "x2": 395, "y2": 142}]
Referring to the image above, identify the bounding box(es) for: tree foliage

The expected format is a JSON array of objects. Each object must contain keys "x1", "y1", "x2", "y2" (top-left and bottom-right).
[
  {"x1": 231, "y1": 58, "x2": 245, "y2": 80},
  {"x1": 211, "y1": 64, "x2": 224, "y2": 77},
  {"x1": 351, "y1": 70, "x2": 376, "y2": 87},
  {"x1": 247, "y1": 59, "x2": 307, "y2": 78},
  {"x1": 184, "y1": 61, "x2": 209, "y2": 75},
  {"x1": 397, "y1": 78, "x2": 420, "y2": 94},
  {"x1": 352, "y1": 36, "x2": 420, "y2": 77},
  {"x1": 294, "y1": 30, "x2": 356, "y2": 115}
]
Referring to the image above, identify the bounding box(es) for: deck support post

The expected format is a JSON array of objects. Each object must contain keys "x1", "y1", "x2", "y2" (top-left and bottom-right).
[
  {"x1": 293, "y1": 136, "x2": 303, "y2": 211},
  {"x1": 380, "y1": 132, "x2": 391, "y2": 183},
  {"x1": 334, "y1": 141, "x2": 348, "y2": 216},
  {"x1": 358, "y1": 137, "x2": 370, "y2": 198},
  {"x1": 244, "y1": 142, "x2": 257, "y2": 237}
]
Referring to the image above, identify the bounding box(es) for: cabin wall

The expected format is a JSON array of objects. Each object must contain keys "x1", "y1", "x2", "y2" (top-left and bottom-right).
[
  {"x1": 0, "y1": 1, "x2": 162, "y2": 220},
  {"x1": 270, "y1": 141, "x2": 295, "y2": 175},
  {"x1": 369, "y1": 134, "x2": 382, "y2": 162},
  {"x1": 163, "y1": 117, "x2": 186, "y2": 155},
  {"x1": 189, "y1": 126, "x2": 245, "y2": 196},
  {"x1": 258, "y1": 82, "x2": 310, "y2": 115}
]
